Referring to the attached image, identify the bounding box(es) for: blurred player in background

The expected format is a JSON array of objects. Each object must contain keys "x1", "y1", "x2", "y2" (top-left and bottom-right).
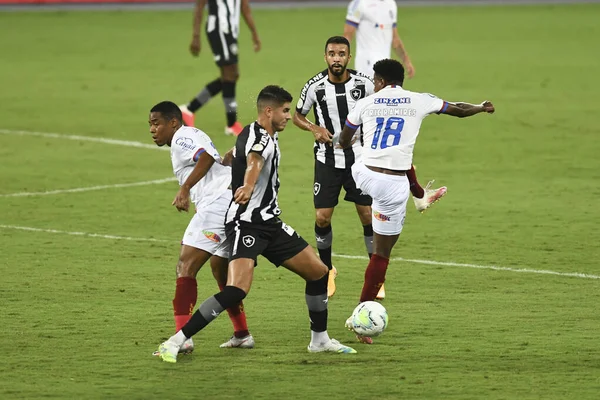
[
  {"x1": 149, "y1": 101, "x2": 255, "y2": 354},
  {"x1": 340, "y1": 59, "x2": 494, "y2": 343},
  {"x1": 156, "y1": 86, "x2": 357, "y2": 363},
  {"x1": 343, "y1": 0, "x2": 415, "y2": 79},
  {"x1": 180, "y1": 0, "x2": 261, "y2": 136}
]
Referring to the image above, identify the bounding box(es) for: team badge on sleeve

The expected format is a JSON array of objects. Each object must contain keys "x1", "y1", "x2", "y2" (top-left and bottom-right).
[{"x1": 251, "y1": 143, "x2": 265, "y2": 152}]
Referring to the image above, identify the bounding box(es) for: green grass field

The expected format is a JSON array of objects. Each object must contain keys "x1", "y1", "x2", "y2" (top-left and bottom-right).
[{"x1": 1, "y1": 4, "x2": 600, "y2": 399}]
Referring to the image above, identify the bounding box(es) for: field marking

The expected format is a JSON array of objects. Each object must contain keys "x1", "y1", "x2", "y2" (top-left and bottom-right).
[
  {"x1": 0, "y1": 224, "x2": 173, "y2": 243},
  {"x1": 0, "y1": 223, "x2": 597, "y2": 281},
  {"x1": 332, "y1": 253, "x2": 600, "y2": 280},
  {"x1": 0, "y1": 128, "x2": 166, "y2": 151},
  {"x1": 0, "y1": 177, "x2": 177, "y2": 198}
]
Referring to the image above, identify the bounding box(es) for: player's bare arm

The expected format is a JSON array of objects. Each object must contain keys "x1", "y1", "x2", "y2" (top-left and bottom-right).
[
  {"x1": 190, "y1": 0, "x2": 209, "y2": 56},
  {"x1": 222, "y1": 147, "x2": 235, "y2": 166},
  {"x1": 234, "y1": 152, "x2": 264, "y2": 205},
  {"x1": 442, "y1": 101, "x2": 495, "y2": 118},
  {"x1": 173, "y1": 151, "x2": 216, "y2": 212},
  {"x1": 343, "y1": 23, "x2": 356, "y2": 42},
  {"x1": 241, "y1": 0, "x2": 261, "y2": 52},
  {"x1": 392, "y1": 28, "x2": 415, "y2": 79},
  {"x1": 292, "y1": 112, "x2": 333, "y2": 145},
  {"x1": 339, "y1": 125, "x2": 357, "y2": 149}
]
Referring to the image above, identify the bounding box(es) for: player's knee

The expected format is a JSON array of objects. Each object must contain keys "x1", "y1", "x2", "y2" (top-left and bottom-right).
[
  {"x1": 315, "y1": 210, "x2": 332, "y2": 227},
  {"x1": 176, "y1": 258, "x2": 200, "y2": 278},
  {"x1": 215, "y1": 285, "x2": 247, "y2": 308},
  {"x1": 306, "y1": 260, "x2": 328, "y2": 282}
]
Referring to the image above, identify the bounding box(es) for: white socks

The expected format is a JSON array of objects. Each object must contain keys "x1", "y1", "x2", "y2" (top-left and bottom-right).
[{"x1": 310, "y1": 330, "x2": 330, "y2": 345}]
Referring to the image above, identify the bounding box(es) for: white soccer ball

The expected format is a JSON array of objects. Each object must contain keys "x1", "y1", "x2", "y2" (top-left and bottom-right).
[{"x1": 350, "y1": 301, "x2": 389, "y2": 337}]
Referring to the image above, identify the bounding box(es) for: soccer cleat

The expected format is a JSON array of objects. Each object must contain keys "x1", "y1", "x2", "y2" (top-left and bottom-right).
[
  {"x1": 225, "y1": 121, "x2": 243, "y2": 136},
  {"x1": 327, "y1": 266, "x2": 337, "y2": 298},
  {"x1": 220, "y1": 334, "x2": 255, "y2": 349},
  {"x1": 413, "y1": 180, "x2": 447, "y2": 213},
  {"x1": 179, "y1": 105, "x2": 195, "y2": 127},
  {"x1": 345, "y1": 316, "x2": 373, "y2": 344},
  {"x1": 375, "y1": 283, "x2": 386, "y2": 300},
  {"x1": 307, "y1": 338, "x2": 357, "y2": 354},
  {"x1": 157, "y1": 339, "x2": 181, "y2": 363},
  {"x1": 152, "y1": 338, "x2": 193, "y2": 356}
]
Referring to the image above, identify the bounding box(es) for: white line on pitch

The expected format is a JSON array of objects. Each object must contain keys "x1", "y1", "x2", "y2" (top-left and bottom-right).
[
  {"x1": 0, "y1": 128, "x2": 166, "y2": 151},
  {"x1": 0, "y1": 177, "x2": 177, "y2": 197},
  {"x1": 0, "y1": 224, "x2": 173, "y2": 243},
  {"x1": 332, "y1": 253, "x2": 600, "y2": 280},
  {"x1": 0, "y1": 223, "x2": 597, "y2": 280}
]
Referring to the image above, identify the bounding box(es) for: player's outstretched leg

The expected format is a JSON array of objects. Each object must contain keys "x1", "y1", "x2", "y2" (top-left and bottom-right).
[
  {"x1": 157, "y1": 285, "x2": 248, "y2": 363},
  {"x1": 408, "y1": 165, "x2": 447, "y2": 213}
]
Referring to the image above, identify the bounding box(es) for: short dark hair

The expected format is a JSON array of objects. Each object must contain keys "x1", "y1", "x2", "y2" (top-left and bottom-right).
[
  {"x1": 373, "y1": 59, "x2": 405, "y2": 87},
  {"x1": 256, "y1": 85, "x2": 293, "y2": 110},
  {"x1": 150, "y1": 101, "x2": 182, "y2": 124},
  {"x1": 324, "y1": 36, "x2": 350, "y2": 53}
]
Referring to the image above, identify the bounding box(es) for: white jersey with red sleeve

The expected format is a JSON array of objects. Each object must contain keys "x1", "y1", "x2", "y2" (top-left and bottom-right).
[
  {"x1": 170, "y1": 126, "x2": 232, "y2": 210},
  {"x1": 345, "y1": 85, "x2": 448, "y2": 170},
  {"x1": 345, "y1": 0, "x2": 397, "y2": 78}
]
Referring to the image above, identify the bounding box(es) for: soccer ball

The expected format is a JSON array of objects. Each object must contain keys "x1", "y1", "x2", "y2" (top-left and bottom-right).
[{"x1": 350, "y1": 301, "x2": 389, "y2": 337}]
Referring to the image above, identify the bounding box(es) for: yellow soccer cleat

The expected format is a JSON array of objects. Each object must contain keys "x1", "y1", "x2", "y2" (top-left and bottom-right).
[{"x1": 327, "y1": 266, "x2": 337, "y2": 298}]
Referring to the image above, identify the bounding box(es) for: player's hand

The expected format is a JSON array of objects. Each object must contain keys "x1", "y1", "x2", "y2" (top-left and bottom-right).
[
  {"x1": 234, "y1": 185, "x2": 253, "y2": 205},
  {"x1": 312, "y1": 126, "x2": 333, "y2": 145},
  {"x1": 190, "y1": 35, "x2": 201, "y2": 57},
  {"x1": 405, "y1": 60, "x2": 415, "y2": 79},
  {"x1": 481, "y1": 101, "x2": 495, "y2": 114},
  {"x1": 172, "y1": 188, "x2": 190, "y2": 212},
  {"x1": 252, "y1": 33, "x2": 261, "y2": 52}
]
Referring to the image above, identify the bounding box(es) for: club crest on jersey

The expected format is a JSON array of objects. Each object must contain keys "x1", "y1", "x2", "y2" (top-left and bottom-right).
[
  {"x1": 242, "y1": 235, "x2": 255, "y2": 247},
  {"x1": 350, "y1": 87, "x2": 364, "y2": 101},
  {"x1": 313, "y1": 183, "x2": 321, "y2": 196}
]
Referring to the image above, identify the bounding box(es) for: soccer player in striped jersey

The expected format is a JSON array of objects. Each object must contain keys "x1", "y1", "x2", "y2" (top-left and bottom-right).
[
  {"x1": 179, "y1": 0, "x2": 261, "y2": 136},
  {"x1": 339, "y1": 59, "x2": 494, "y2": 343},
  {"x1": 148, "y1": 101, "x2": 254, "y2": 354},
  {"x1": 157, "y1": 86, "x2": 356, "y2": 363},
  {"x1": 343, "y1": 0, "x2": 415, "y2": 80}
]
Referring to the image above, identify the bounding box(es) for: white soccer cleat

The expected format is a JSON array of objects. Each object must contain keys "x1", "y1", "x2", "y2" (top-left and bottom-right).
[
  {"x1": 413, "y1": 180, "x2": 447, "y2": 213},
  {"x1": 307, "y1": 338, "x2": 357, "y2": 354},
  {"x1": 152, "y1": 338, "x2": 193, "y2": 356},
  {"x1": 345, "y1": 316, "x2": 373, "y2": 344},
  {"x1": 220, "y1": 334, "x2": 255, "y2": 349},
  {"x1": 179, "y1": 104, "x2": 195, "y2": 127},
  {"x1": 157, "y1": 339, "x2": 181, "y2": 363}
]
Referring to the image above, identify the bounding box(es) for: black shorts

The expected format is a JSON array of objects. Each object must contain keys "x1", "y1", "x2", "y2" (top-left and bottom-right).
[
  {"x1": 313, "y1": 161, "x2": 372, "y2": 209},
  {"x1": 226, "y1": 219, "x2": 309, "y2": 267},
  {"x1": 206, "y1": 29, "x2": 238, "y2": 67}
]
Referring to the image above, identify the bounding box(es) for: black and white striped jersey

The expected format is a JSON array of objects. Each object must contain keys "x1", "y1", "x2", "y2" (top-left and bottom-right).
[
  {"x1": 207, "y1": 0, "x2": 241, "y2": 38},
  {"x1": 226, "y1": 122, "x2": 282, "y2": 224},
  {"x1": 296, "y1": 69, "x2": 375, "y2": 169}
]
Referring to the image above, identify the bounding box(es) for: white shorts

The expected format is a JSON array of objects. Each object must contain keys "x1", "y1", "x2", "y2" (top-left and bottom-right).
[
  {"x1": 351, "y1": 162, "x2": 409, "y2": 235},
  {"x1": 182, "y1": 191, "x2": 231, "y2": 258}
]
